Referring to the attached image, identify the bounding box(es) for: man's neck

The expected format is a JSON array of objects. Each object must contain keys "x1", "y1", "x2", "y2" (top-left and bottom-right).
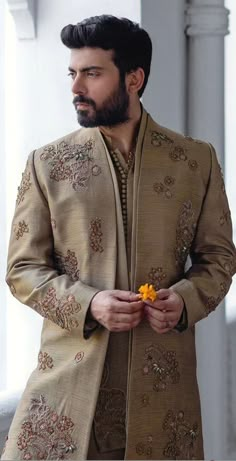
[{"x1": 99, "y1": 102, "x2": 142, "y2": 159}]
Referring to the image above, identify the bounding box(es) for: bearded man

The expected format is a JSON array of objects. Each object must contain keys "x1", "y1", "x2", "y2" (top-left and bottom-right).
[{"x1": 2, "y1": 14, "x2": 236, "y2": 461}]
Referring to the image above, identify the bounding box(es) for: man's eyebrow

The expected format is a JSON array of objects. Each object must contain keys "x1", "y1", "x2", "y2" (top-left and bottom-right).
[{"x1": 68, "y1": 66, "x2": 104, "y2": 73}]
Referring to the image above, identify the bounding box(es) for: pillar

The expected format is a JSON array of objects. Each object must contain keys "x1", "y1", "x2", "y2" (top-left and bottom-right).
[{"x1": 185, "y1": 0, "x2": 229, "y2": 457}]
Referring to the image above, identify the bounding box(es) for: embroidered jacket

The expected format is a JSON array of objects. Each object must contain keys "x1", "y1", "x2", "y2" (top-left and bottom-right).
[{"x1": 2, "y1": 109, "x2": 235, "y2": 460}]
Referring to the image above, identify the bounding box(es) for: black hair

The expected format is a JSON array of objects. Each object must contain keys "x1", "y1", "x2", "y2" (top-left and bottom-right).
[{"x1": 61, "y1": 15, "x2": 152, "y2": 97}]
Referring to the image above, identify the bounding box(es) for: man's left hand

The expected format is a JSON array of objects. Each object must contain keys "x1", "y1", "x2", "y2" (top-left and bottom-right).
[{"x1": 144, "y1": 288, "x2": 184, "y2": 334}]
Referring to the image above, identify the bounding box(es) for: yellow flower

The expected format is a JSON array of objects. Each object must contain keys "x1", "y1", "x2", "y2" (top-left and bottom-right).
[{"x1": 138, "y1": 283, "x2": 157, "y2": 302}]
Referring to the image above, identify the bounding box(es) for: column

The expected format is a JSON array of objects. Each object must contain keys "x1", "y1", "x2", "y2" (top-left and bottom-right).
[{"x1": 185, "y1": 0, "x2": 229, "y2": 458}]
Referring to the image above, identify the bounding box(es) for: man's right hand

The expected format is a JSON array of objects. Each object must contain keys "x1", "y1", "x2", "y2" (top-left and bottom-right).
[{"x1": 90, "y1": 290, "x2": 144, "y2": 332}]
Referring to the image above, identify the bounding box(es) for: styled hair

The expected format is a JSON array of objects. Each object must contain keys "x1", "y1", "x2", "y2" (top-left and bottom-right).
[{"x1": 61, "y1": 15, "x2": 152, "y2": 97}]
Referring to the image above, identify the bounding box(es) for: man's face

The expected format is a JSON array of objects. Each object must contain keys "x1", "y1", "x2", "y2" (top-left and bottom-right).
[{"x1": 68, "y1": 47, "x2": 130, "y2": 127}]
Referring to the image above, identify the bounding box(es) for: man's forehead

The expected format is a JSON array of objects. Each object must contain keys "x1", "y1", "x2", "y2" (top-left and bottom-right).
[{"x1": 69, "y1": 47, "x2": 114, "y2": 68}]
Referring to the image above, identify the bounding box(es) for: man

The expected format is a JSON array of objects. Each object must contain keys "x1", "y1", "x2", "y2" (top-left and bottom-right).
[{"x1": 2, "y1": 14, "x2": 235, "y2": 461}]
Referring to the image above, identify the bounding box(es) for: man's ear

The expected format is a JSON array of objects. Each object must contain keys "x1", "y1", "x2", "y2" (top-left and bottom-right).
[{"x1": 126, "y1": 68, "x2": 145, "y2": 95}]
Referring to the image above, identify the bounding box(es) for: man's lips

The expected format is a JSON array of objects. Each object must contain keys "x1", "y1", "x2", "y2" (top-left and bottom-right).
[{"x1": 75, "y1": 102, "x2": 90, "y2": 109}]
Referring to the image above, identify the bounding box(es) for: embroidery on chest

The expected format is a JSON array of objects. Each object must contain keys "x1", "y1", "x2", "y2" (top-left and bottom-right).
[{"x1": 40, "y1": 139, "x2": 101, "y2": 190}]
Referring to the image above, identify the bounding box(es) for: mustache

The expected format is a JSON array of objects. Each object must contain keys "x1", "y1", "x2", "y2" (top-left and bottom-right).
[{"x1": 73, "y1": 96, "x2": 96, "y2": 109}]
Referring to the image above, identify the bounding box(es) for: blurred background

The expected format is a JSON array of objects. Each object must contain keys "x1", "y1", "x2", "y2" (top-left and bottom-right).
[{"x1": 0, "y1": 0, "x2": 235, "y2": 458}]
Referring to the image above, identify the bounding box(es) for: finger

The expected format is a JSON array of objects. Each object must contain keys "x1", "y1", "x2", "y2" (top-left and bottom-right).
[
  {"x1": 111, "y1": 310, "x2": 143, "y2": 324},
  {"x1": 155, "y1": 288, "x2": 171, "y2": 300},
  {"x1": 115, "y1": 290, "x2": 141, "y2": 302},
  {"x1": 147, "y1": 316, "x2": 173, "y2": 334},
  {"x1": 145, "y1": 306, "x2": 177, "y2": 323},
  {"x1": 112, "y1": 299, "x2": 144, "y2": 314}
]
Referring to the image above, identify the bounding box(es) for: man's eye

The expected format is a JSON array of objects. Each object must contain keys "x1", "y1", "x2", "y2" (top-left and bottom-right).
[
  {"x1": 87, "y1": 71, "x2": 99, "y2": 77},
  {"x1": 67, "y1": 72, "x2": 75, "y2": 79}
]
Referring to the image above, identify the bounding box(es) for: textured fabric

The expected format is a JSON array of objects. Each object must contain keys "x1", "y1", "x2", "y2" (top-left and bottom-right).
[{"x1": 2, "y1": 108, "x2": 236, "y2": 460}]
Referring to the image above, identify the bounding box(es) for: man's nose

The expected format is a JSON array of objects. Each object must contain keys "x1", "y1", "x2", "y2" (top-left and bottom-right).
[{"x1": 71, "y1": 76, "x2": 87, "y2": 95}]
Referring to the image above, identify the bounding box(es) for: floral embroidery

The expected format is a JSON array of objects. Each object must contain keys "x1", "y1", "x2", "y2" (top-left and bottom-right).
[
  {"x1": 33, "y1": 287, "x2": 81, "y2": 331},
  {"x1": 38, "y1": 351, "x2": 54, "y2": 371},
  {"x1": 205, "y1": 282, "x2": 229, "y2": 314},
  {"x1": 151, "y1": 131, "x2": 174, "y2": 147},
  {"x1": 141, "y1": 394, "x2": 150, "y2": 407},
  {"x1": 13, "y1": 220, "x2": 29, "y2": 240},
  {"x1": 143, "y1": 344, "x2": 180, "y2": 391},
  {"x1": 136, "y1": 435, "x2": 153, "y2": 458},
  {"x1": 40, "y1": 140, "x2": 101, "y2": 190},
  {"x1": 163, "y1": 410, "x2": 199, "y2": 459},
  {"x1": 94, "y1": 388, "x2": 126, "y2": 451},
  {"x1": 17, "y1": 395, "x2": 77, "y2": 460},
  {"x1": 54, "y1": 250, "x2": 80, "y2": 281},
  {"x1": 51, "y1": 219, "x2": 57, "y2": 229},
  {"x1": 219, "y1": 209, "x2": 231, "y2": 226},
  {"x1": 148, "y1": 267, "x2": 167, "y2": 290},
  {"x1": 184, "y1": 135, "x2": 203, "y2": 144},
  {"x1": 153, "y1": 175, "x2": 175, "y2": 199},
  {"x1": 94, "y1": 363, "x2": 126, "y2": 450},
  {"x1": 89, "y1": 218, "x2": 104, "y2": 253},
  {"x1": 188, "y1": 159, "x2": 198, "y2": 171},
  {"x1": 175, "y1": 201, "x2": 196, "y2": 266},
  {"x1": 169, "y1": 146, "x2": 187, "y2": 162},
  {"x1": 74, "y1": 352, "x2": 84, "y2": 363},
  {"x1": 224, "y1": 258, "x2": 236, "y2": 276},
  {"x1": 16, "y1": 171, "x2": 32, "y2": 206}
]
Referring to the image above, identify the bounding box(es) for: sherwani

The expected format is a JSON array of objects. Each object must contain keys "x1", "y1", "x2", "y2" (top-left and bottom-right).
[{"x1": 2, "y1": 108, "x2": 236, "y2": 460}]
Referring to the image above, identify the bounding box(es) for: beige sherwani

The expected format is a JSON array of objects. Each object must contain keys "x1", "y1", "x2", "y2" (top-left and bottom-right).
[{"x1": 2, "y1": 109, "x2": 235, "y2": 460}]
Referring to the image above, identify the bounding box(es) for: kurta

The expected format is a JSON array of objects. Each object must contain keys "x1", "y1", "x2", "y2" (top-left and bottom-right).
[{"x1": 2, "y1": 108, "x2": 236, "y2": 460}]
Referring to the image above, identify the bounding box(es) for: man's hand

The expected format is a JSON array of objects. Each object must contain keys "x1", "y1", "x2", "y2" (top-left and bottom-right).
[
  {"x1": 144, "y1": 288, "x2": 184, "y2": 334},
  {"x1": 90, "y1": 290, "x2": 144, "y2": 332}
]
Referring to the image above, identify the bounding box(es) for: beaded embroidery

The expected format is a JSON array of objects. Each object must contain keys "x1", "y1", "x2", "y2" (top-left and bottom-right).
[
  {"x1": 40, "y1": 140, "x2": 101, "y2": 190},
  {"x1": 54, "y1": 250, "x2": 80, "y2": 281},
  {"x1": 33, "y1": 287, "x2": 81, "y2": 331},
  {"x1": 142, "y1": 344, "x2": 180, "y2": 392},
  {"x1": 163, "y1": 410, "x2": 199, "y2": 459},
  {"x1": 13, "y1": 220, "x2": 29, "y2": 240},
  {"x1": 17, "y1": 395, "x2": 77, "y2": 460}
]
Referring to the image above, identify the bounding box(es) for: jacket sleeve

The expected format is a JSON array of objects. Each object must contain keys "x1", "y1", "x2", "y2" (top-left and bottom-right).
[
  {"x1": 171, "y1": 143, "x2": 236, "y2": 328},
  {"x1": 6, "y1": 151, "x2": 99, "y2": 338}
]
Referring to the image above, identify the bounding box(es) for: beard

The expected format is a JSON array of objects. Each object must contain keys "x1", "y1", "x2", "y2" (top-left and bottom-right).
[{"x1": 73, "y1": 79, "x2": 130, "y2": 128}]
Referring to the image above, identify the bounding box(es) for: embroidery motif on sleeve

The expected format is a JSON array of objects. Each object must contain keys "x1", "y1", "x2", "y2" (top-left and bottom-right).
[
  {"x1": 136, "y1": 435, "x2": 153, "y2": 458},
  {"x1": 89, "y1": 218, "x2": 104, "y2": 253},
  {"x1": 184, "y1": 135, "x2": 203, "y2": 144},
  {"x1": 17, "y1": 395, "x2": 77, "y2": 460},
  {"x1": 40, "y1": 140, "x2": 101, "y2": 190},
  {"x1": 142, "y1": 344, "x2": 180, "y2": 391},
  {"x1": 33, "y1": 287, "x2": 81, "y2": 331},
  {"x1": 13, "y1": 220, "x2": 29, "y2": 240},
  {"x1": 74, "y1": 352, "x2": 84, "y2": 364},
  {"x1": 162, "y1": 410, "x2": 199, "y2": 459},
  {"x1": 224, "y1": 257, "x2": 236, "y2": 276},
  {"x1": 205, "y1": 282, "x2": 229, "y2": 314},
  {"x1": 16, "y1": 171, "x2": 32, "y2": 206},
  {"x1": 148, "y1": 267, "x2": 167, "y2": 290},
  {"x1": 175, "y1": 201, "x2": 196, "y2": 266},
  {"x1": 219, "y1": 209, "x2": 231, "y2": 226},
  {"x1": 38, "y1": 351, "x2": 54, "y2": 371},
  {"x1": 54, "y1": 250, "x2": 80, "y2": 281}
]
